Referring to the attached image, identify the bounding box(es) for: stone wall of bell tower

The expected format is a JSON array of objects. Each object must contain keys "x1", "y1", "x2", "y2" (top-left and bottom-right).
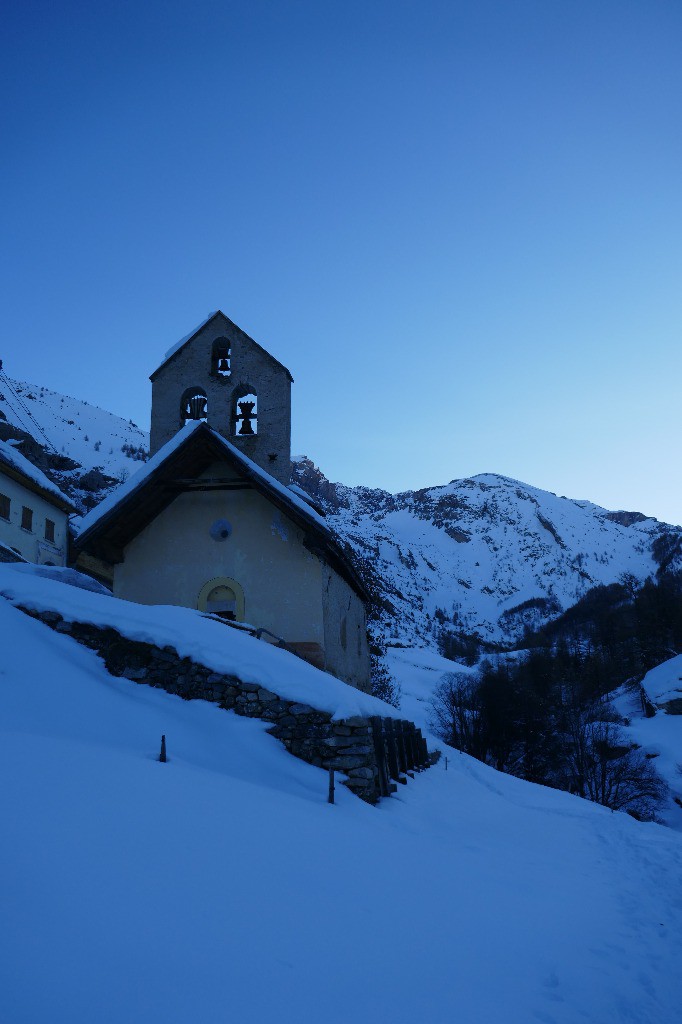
[{"x1": 149, "y1": 312, "x2": 292, "y2": 485}]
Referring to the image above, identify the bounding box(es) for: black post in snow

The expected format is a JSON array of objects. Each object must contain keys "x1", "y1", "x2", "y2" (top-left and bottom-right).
[
  {"x1": 328, "y1": 768, "x2": 335, "y2": 804},
  {"x1": 159, "y1": 735, "x2": 167, "y2": 763}
]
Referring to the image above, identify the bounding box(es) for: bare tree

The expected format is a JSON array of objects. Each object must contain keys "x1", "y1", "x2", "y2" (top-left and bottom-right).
[
  {"x1": 564, "y1": 715, "x2": 667, "y2": 820},
  {"x1": 430, "y1": 673, "x2": 486, "y2": 760}
]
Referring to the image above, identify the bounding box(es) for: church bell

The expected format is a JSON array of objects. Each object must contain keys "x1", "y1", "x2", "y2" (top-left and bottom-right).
[
  {"x1": 187, "y1": 394, "x2": 207, "y2": 420},
  {"x1": 237, "y1": 400, "x2": 256, "y2": 435}
]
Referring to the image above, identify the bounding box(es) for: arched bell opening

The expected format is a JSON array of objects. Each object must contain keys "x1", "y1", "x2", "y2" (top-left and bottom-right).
[
  {"x1": 211, "y1": 338, "x2": 231, "y2": 378},
  {"x1": 180, "y1": 387, "x2": 208, "y2": 427},
  {"x1": 233, "y1": 389, "x2": 258, "y2": 436}
]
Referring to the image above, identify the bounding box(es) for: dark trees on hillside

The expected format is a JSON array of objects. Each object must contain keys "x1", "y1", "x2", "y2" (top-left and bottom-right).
[
  {"x1": 561, "y1": 717, "x2": 667, "y2": 817},
  {"x1": 431, "y1": 572, "x2": 681, "y2": 820},
  {"x1": 369, "y1": 648, "x2": 401, "y2": 707}
]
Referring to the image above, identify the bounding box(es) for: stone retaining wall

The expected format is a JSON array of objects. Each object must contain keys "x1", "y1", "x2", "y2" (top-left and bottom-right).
[{"x1": 18, "y1": 606, "x2": 399, "y2": 801}]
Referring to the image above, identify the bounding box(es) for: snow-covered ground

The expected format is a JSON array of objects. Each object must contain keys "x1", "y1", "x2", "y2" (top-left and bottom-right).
[
  {"x1": 0, "y1": 564, "x2": 397, "y2": 723},
  {"x1": 2, "y1": 572, "x2": 682, "y2": 1023},
  {"x1": 385, "y1": 644, "x2": 477, "y2": 730}
]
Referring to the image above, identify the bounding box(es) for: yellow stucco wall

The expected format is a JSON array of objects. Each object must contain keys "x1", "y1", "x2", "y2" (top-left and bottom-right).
[
  {"x1": 114, "y1": 462, "x2": 326, "y2": 643},
  {"x1": 322, "y1": 565, "x2": 372, "y2": 692}
]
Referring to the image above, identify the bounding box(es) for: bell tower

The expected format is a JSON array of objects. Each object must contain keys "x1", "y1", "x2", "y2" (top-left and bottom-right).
[{"x1": 149, "y1": 311, "x2": 293, "y2": 485}]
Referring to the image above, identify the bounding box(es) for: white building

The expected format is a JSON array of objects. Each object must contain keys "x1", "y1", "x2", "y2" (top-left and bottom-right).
[{"x1": 0, "y1": 440, "x2": 76, "y2": 566}]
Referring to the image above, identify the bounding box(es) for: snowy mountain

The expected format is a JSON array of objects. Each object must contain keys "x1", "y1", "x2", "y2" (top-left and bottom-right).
[
  {"x1": 0, "y1": 376, "x2": 148, "y2": 513},
  {"x1": 293, "y1": 457, "x2": 682, "y2": 651},
  {"x1": 1, "y1": 562, "x2": 681, "y2": 1023}
]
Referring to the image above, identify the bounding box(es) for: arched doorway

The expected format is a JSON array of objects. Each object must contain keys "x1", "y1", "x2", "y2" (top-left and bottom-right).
[{"x1": 197, "y1": 577, "x2": 245, "y2": 622}]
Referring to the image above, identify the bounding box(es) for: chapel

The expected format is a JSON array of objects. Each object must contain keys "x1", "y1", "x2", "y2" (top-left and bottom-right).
[{"x1": 76, "y1": 311, "x2": 371, "y2": 692}]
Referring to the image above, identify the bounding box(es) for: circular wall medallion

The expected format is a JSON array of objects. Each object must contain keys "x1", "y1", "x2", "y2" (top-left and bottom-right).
[{"x1": 210, "y1": 519, "x2": 232, "y2": 541}]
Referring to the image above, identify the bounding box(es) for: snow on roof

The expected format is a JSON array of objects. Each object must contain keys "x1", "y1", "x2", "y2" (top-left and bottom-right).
[
  {"x1": 0, "y1": 539, "x2": 27, "y2": 563},
  {"x1": 0, "y1": 439, "x2": 75, "y2": 509},
  {"x1": 77, "y1": 422, "x2": 329, "y2": 537},
  {"x1": 77, "y1": 421, "x2": 201, "y2": 535},
  {"x1": 151, "y1": 311, "x2": 293, "y2": 384},
  {"x1": 219, "y1": 435, "x2": 328, "y2": 528},
  {"x1": 160, "y1": 311, "x2": 218, "y2": 365},
  {"x1": 287, "y1": 483, "x2": 326, "y2": 514},
  {"x1": 639, "y1": 653, "x2": 682, "y2": 705},
  {"x1": 0, "y1": 562, "x2": 398, "y2": 722}
]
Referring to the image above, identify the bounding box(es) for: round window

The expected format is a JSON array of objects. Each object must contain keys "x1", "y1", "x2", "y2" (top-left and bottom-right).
[{"x1": 210, "y1": 519, "x2": 232, "y2": 541}]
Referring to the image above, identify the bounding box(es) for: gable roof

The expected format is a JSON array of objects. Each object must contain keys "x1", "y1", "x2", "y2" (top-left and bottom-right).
[
  {"x1": 75, "y1": 422, "x2": 367, "y2": 601},
  {"x1": 149, "y1": 311, "x2": 294, "y2": 383},
  {"x1": 0, "y1": 440, "x2": 76, "y2": 514}
]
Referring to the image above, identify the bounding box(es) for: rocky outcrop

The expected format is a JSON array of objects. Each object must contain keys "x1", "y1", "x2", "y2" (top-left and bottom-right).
[
  {"x1": 291, "y1": 456, "x2": 348, "y2": 511},
  {"x1": 78, "y1": 467, "x2": 118, "y2": 492},
  {"x1": 604, "y1": 510, "x2": 652, "y2": 528}
]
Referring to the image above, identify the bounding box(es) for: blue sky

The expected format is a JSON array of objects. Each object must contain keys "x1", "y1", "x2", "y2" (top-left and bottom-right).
[{"x1": 3, "y1": 1, "x2": 682, "y2": 522}]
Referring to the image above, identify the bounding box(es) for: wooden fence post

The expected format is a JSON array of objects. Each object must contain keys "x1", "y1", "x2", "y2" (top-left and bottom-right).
[
  {"x1": 414, "y1": 729, "x2": 424, "y2": 768},
  {"x1": 395, "y1": 720, "x2": 408, "y2": 777},
  {"x1": 384, "y1": 718, "x2": 401, "y2": 783},
  {"x1": 402, "y1": 721, "x2": 416, "y2": 774},
  {"x1": 415, "y1": 729, "x2": 428, "y2": 768},
  {"x1": 370, "y1": 717, "x2": 391, "y2": 798},
  {"x1": 412, "y1": 727, "x2": 421, "y2": 769}
]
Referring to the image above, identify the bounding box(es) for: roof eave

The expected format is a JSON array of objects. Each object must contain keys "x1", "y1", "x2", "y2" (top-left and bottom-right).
[
  {"x1": 76, "y1": 424, "x2": 367, "y2": 601},
  {"x1": 0, "y1": 458, "x2": 76, "y2": 514}
]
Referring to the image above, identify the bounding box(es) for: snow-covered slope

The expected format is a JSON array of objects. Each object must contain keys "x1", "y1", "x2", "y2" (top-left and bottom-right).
[
  {"x1": 293, "y1": 459, "x2": 681, "y2": 649},
  {"x1": 2, "y1": 573, "x2": 682, "y2": 1023},
  {"x1": 0, "y1": 563, "x2": 397, "y2": 723},
  {"x1": 0, "y1": 376, "x2": 148, "y2": 512},
  {"x1": 0, "y1": 376, "x2": 148, "y2": 475}
]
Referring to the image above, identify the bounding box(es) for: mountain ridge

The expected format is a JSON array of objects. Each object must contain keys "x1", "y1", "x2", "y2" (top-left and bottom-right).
[{"x1": 292, "y1": 455, "x2": 680, "y2": 654}]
